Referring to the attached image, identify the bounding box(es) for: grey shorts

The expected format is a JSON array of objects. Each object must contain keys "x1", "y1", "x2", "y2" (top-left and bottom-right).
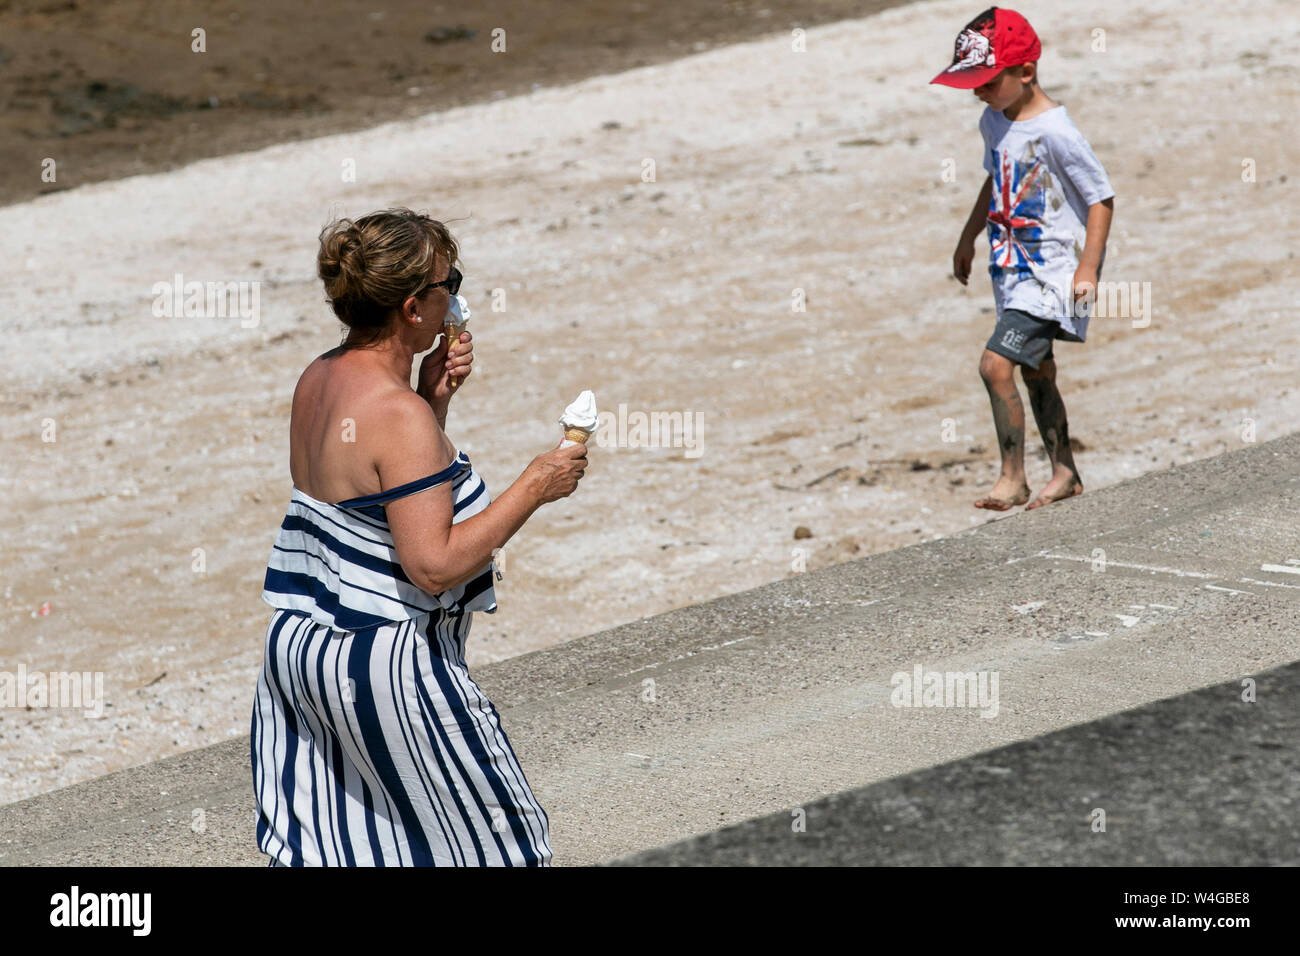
[{"x1": 985, "y1": 308, "x2": 1060, "y2": 370}]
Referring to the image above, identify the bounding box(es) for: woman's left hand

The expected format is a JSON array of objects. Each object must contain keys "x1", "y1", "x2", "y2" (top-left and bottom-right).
[{"x1": 418, "y1": 330, "x2": 473, "y2": 406}]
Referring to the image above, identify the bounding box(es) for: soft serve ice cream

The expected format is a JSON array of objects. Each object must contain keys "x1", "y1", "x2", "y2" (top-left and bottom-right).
[{"x1": 559, "y1": 390, "x2": 599, "y2": 446}]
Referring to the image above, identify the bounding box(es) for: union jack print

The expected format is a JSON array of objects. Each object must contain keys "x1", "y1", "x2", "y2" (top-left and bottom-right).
[{"x1": 987, "y1": 149, "x2": 1047, "y2": 274}]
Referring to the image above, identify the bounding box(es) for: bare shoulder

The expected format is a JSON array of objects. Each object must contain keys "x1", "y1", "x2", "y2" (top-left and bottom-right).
[
  {"x1": 291, "y1": 353, "x2": 324, "y2": 399},
  {"x1": 289, "y1": 352, "x2": 340, "y2": 416},
  {"x1": 370, "y1": 388, "x2": 456, "y2": 488},
  {"x1": 288, "y1": 351, "x2": 451, "y2": 499},
  {"x1": 374, "y1": 387, "x2": 439, "y2": 436}
]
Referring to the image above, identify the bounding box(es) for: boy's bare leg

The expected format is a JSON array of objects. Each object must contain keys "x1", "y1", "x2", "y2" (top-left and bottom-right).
[
  {"x1": 975, "y1": 349, "x2": 1031, "y2": 510},
  {"x1": 1021, "y1": 356, "x2": 1083, "y2": 509}
]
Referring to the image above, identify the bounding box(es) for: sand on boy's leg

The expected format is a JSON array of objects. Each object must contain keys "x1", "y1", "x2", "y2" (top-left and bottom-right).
[
  {"x1": 1021, "y1": 357, "x2": 1083, "y2": 509},
  {"x1": 975, "y1": 348, "x2": 1031, "y2": 510}
]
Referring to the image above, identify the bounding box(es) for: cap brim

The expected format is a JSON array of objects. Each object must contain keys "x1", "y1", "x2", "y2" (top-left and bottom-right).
[{"x1": 930, "y1": 64, "x2": 1001, "y2": 89}]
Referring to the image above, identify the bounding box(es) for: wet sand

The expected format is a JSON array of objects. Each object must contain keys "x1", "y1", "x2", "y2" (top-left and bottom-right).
[{"x1": 0, "y1": 0, "x2": 902, "y2": 206}]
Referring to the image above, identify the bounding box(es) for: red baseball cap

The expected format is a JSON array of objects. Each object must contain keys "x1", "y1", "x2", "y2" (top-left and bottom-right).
[{"x1": 930, "y1": 7, "x2": 1041, "y2": 89}]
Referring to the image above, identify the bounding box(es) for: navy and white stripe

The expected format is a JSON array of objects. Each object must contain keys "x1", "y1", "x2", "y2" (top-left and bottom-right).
[
  {"x1": 261, "y1": 451, "x2": 497, "y2": 632},
  {"x1": 251, "y1": 452, "x2": 551, "y2": 866}
]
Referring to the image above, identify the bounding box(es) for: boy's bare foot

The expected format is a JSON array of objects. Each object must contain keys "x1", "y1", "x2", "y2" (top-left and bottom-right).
[
  {"x1": 974, "y1": 478, "x2": 1031, "y2": 511},
  {"x1": 1025, "y1": 476, "x2": 1083, "y2": 510}
]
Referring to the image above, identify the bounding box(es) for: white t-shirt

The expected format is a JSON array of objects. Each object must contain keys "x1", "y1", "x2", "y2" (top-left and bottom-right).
[{"x1": 979, "y1": 105, "x2": 1114, "y2": 340}]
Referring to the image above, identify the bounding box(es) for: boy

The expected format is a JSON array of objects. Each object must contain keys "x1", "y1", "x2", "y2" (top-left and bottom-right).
[{"x1": 934, "y1": 7, "x2": 1114, "y2": 510}]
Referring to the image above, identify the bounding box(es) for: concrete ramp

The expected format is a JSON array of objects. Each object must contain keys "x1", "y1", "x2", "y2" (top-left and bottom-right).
[{"x1": 2, "y1": 433, "x2": 1298, "y2": 865}]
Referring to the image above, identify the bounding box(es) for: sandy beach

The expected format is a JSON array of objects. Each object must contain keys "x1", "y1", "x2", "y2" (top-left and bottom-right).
[{"x1": 2, "y1": 0, "x2": 1296, "y2": 805}]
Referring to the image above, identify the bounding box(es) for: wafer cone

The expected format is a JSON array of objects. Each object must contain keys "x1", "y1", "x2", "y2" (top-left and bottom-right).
[{"x1": 562, "y1": 426, "x2": 592, "y2": 445}]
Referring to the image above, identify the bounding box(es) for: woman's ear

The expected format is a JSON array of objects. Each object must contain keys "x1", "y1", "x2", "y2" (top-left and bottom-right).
[{"x1": 401, "y1": 295, "x2": 422, "y2": 324}]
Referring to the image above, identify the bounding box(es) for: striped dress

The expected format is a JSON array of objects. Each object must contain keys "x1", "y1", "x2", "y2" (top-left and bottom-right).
[{"x1": 250, "y1": 450, "x2": 552, "y2": 866}]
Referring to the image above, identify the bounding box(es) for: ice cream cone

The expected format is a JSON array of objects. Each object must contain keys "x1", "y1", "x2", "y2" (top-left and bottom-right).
[{"x1": 559, "y1": 390, "x2": 598, "y2": 447}]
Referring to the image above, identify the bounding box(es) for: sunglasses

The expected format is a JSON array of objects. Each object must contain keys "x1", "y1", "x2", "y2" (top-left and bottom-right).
[{"x1": 419, "y1": 265, "x2": 462, "y2": 297}]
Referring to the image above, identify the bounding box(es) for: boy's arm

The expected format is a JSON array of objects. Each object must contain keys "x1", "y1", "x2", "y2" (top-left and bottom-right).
[
  {"x1": 1073, "y1": 196, "x2": 1115, "y2": 299},
  {"x1": 953, "y1": 174, "x2": 993, "y2": 286},
  {"x1": 1054, "y1": 124, "x2": 1115, "y2": 300}
]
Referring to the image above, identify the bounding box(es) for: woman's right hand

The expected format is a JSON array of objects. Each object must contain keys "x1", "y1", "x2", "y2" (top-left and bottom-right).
[{"x1": 527, "y1": 442, "x2": 589, "y2": 504}]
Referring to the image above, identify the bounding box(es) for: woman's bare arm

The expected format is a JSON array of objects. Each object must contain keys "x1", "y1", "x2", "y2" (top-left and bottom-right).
[{"x1": 378, "y1": 392, "x2": 588, "y2": 594}]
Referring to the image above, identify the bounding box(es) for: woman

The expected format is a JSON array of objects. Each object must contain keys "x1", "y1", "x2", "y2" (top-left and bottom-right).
[{"x1": 250, "y1": 208, "x2": 588, "y2": 866}]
